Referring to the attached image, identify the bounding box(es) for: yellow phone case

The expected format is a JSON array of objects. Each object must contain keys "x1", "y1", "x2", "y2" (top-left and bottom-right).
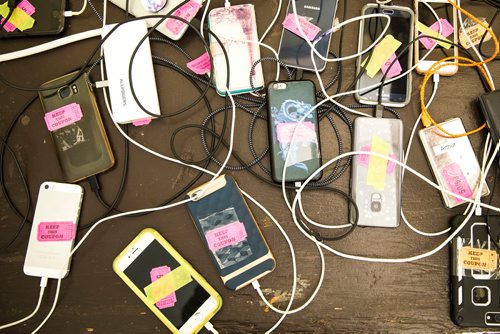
[{"x1": 113, "y1": 228, "x2": 222, "y2": 333}]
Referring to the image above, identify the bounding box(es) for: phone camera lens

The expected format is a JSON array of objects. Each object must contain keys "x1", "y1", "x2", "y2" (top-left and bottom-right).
[
  {"x1": 58, "y1": 87, "x2": 71, "y2": 99},
  {"x1": 44, "y1": 185, "x2": 49, "y2": 189}
]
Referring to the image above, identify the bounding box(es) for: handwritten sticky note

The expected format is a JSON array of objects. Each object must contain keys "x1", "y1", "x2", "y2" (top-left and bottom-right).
[
  {"x1": 441, "y1": 162, "x2": 473, "y2": 203},
  {"x1": 380, "y1": 53, "x2": 402, "y2": 78},
  {"x1": 276, "y1": 121, "x2": 316, "y2": 144},
  {"x1": 165, "y1": 0, "x2": 201, "y2": 35},
  {"x1": 419, "y1": 19, "x2": 454, "y2": 49},
  {"x1": 44, "y1": 103, "x2": 83, "y2": 132},
  {"x1": 37, "y1": 222, "x2": 75, "y2": 242},
  {"x1": 0, "y1": 2, "x2": 35, "y2": 32},
  {"x1": 205, "y1": 221, "x2": 247, "y2": 252},
  {"x1": 361, "y1": 35, "x2": 402, "y2": 78},
  {"x1": 416, "y1": 21, "x2": 452, "y2": 50},
  {"x1": 459, "y1": 246, "x2": 498, "y2": 271},
  {"x1": 149, "y1": 266, "x2": 177, "y2": 309},
  {"x1": 282, "y1": 13, "x2": 321, "y2": 41},
  {"x1": 144, "y1": 265, "x2": 192, "y2": 304},
  {"x1": 187, "y1": 52, "x2": 212, "y2": 75},
  {"x1": 366, "y1": 136, "x2": 390, "y2": 191},
  {"x1": 459, "y1": 18, "x2": 492, "y2": 48}
]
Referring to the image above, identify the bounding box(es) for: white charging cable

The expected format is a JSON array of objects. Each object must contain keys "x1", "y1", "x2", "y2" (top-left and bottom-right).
[
  {"x1": 65, "y1": 0, "x2": 88, "y2": 17},
  {"x1": 0, "y1": 277, "x2": 47, "y2": 330}
]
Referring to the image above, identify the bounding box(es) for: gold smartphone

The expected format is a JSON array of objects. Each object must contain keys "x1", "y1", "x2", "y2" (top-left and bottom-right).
[
  {"x1": 113, "y1": 228, "x2": 222, "y2": 334},
  {"x1": 39, "y1": 72, "x2": 114, "y2": 183}
]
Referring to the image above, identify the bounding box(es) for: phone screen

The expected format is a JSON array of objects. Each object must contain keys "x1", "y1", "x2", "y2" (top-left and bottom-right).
[
  {"x1": 123, "y1": 239, "x2": 210, "y2": 329},
  {"x1": 267, "y1": 81, "x2": 321, "y2": 182},
  {"x1": 278, "y1": 0, "x2": 338, "y2": 71},
  {"x1": 357, "y1": 6, "x2": 413, "y2": 105},
  {"x1": 0, "y1": 0, "x2": 65, "y2": 38},
  {"x1": 418, "y1": 2, "x2": 456, "y2": 61}
]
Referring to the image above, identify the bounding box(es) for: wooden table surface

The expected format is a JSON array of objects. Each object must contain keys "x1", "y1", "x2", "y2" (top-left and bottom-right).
[{"x1": 1, "y1": 0, "x2": 500, "y2": 333}]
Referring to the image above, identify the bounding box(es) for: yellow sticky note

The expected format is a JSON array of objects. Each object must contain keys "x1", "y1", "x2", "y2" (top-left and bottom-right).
[
  {"x1": 367, "y1": 136, "x2": 390, "y2": 191},
  {"x1": 416, "y1": 21, "x2": 451, "y2": 50},
  {"x1": 144, "y1": 265, "x2": 192, "y2": 304},
  {"x1": 0, "y1": 2, "x2": 35, "y2": 32},
  {"x1": 361, "y1": 35, "x2": 401, "y2": 78}
]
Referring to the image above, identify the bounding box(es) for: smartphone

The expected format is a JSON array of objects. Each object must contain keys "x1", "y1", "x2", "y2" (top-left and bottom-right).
[
  {"x1": 186, "y1": 175, "x2": 276, "y2": 290},
  {"x1": 207, "y1": 4, "x2": 263, "y2": 96},
  {"x1": 451, "y1": 215, "x2": 500, "y2": 327},
  {"x1": 419, "y1": 118, "x2": 489, "y2": 209},
  {"x1": 113, "y1": 228, "x2": 222, "y2": 334},
  {"x1": 0, "y1": 0, "x2": 65, "y2": 38},
  {"x1": 415, "y1": 0, "x2": 459, "y2": 75},
  {"x1": 350, "y1": 117, "x2": 403, "y2": 228},
  {"x1": 39, "y1": 72, "x2": 115, "y2": 183},
  {"x1": 266, "y1": 80, "x2": 322, "y2": 182},
  {"x1": 23, "y1": 182, "x2": 83, "y2": 279},
  {"x1": 355, "y1": 4, "x2": 414, "y2": 107},
  {"x1": 277, "y1": 0, "x2": 338, "y2": 72}
]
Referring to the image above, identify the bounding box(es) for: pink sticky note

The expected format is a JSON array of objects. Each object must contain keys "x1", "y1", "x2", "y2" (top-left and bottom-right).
[
  {"x1": 420, "y1": 19, "x2": 454, "y2": 49},
  {"x1": 205, "y1": 221, "x2": 247, "y2": 252},
  {"x1": 187, "y1": 52, "x2": 212, "y2": 75},
  {"x1": 149, "y1": 266, "x2": 177, "y2": 309},
  {"x1": 165, "y1": 0, "x2": 201, "y2": 35},
  {"x1": 132, "y1": 118, "x2": 152, "y2": 126},
  {"x1": 441, "y1": 162, "x2": 473, "y2": 203},
  {"x1": 358, "y1": 145, "x2": 396, "y2": 174},
  {"x1": 18, "y1": 0, "x2": 35, "y2": 15},
  {"x1": 37, "y1": 222, "x2": 75, "y2": 242},
  {"x1": 44, "y1": 103, "x2": 83, "y2": 132},
  {"x1": 276, "y1": 122, "x2": 316, "y2": 144},
  {"x1": 1, "y1": 0, "x2": 35, "y2": 32},
  {"x1": 381, "y1": 53, "x2": 402, "y2": 78},
  {"x1": 282, "y1": 13, "x2": 321, "y2": 41}
]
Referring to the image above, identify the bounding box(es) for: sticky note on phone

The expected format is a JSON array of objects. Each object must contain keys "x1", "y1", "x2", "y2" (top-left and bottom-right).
[
  {"x1": 361, "y1": 35, "x2": 402, "y2": 78},
  {"x1": 144, "y1": 265, "x2": 192, "y2": 304},
  {"x1": 367, "y1": 136, "x2": 390, "y2": 190},
  {"x1": 416, "y1": 21, "x2": 452, "y2": 50}
]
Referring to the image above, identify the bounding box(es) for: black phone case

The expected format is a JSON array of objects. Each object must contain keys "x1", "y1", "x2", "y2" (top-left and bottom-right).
[
  {"x1": 185, "y1": 175, "x2": 275, "y2": 290},
  {"x1": 450, "y1": 215, "x2": 500, "y2": 327},
  {"x1": 478, "y1": 90, "x2": 500, "y2": 145},
  {"x1": 0, "y1": 0, "x2": 65, "y2": 38},
  {"x1": 266, "y1": 80, "x2": 322, "y2": 183}
]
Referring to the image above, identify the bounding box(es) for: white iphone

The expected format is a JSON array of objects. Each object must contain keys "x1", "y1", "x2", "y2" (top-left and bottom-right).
[
  {"x1": 23, "y1": 182, "x2": 83, "y2": 279},
  {"x1": 415, "y1": 0, "x2": 459, "y2": 75},
  {"x1": 113, "y1": 228, "x2": 222, "y2": 334}
]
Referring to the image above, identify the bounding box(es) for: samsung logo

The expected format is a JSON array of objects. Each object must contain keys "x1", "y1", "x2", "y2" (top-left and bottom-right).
[{"x1": 304, "y1": 5, "x2": 320, "y2": 11}]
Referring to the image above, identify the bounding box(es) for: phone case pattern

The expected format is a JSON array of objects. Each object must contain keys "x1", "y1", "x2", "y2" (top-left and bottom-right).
[
  {"x1": 198, "y1": 208, "x2": 252, "y2": 269},
  {"x1": 267, "y1": 81, "x2": 321, "y2": 182}
]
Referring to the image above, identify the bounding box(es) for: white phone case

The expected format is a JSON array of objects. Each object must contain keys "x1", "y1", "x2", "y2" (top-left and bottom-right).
[
  {"x1": 351, "y1": 117, "x2": 403, "y2": 228},
  {"x1": 23, "y1": 182, "x2": 83, "y2": 279}
]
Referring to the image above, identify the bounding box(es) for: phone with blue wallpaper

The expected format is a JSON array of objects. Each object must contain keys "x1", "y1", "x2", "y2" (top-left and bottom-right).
[
  {"x1": 186, "y1": 175, "x2": 275, "y2": 290},
  {"x1": 267, "y1": 80, "x2": 322, "y2": 183}
]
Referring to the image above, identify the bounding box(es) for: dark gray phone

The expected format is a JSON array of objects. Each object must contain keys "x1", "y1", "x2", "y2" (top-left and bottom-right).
[
  {"x1": 355, "y1": 4, "x2": 414, "y2": 107},
  {"x1": 277, "y1": 0, "x2": 338, "y2": 72},
  {"x1": 0, "y1": 0, "x2": 65, "y2": 38}
]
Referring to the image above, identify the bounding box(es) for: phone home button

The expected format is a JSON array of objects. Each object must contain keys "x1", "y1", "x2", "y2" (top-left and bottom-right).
[{"x1": 193, "y1": 312, "x2": 204, "y2": 322}]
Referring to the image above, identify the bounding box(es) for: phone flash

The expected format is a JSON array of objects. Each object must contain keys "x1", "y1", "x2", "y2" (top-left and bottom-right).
[{"x1": 272, "y1": 83, "x2": 288, "y2": 90}]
